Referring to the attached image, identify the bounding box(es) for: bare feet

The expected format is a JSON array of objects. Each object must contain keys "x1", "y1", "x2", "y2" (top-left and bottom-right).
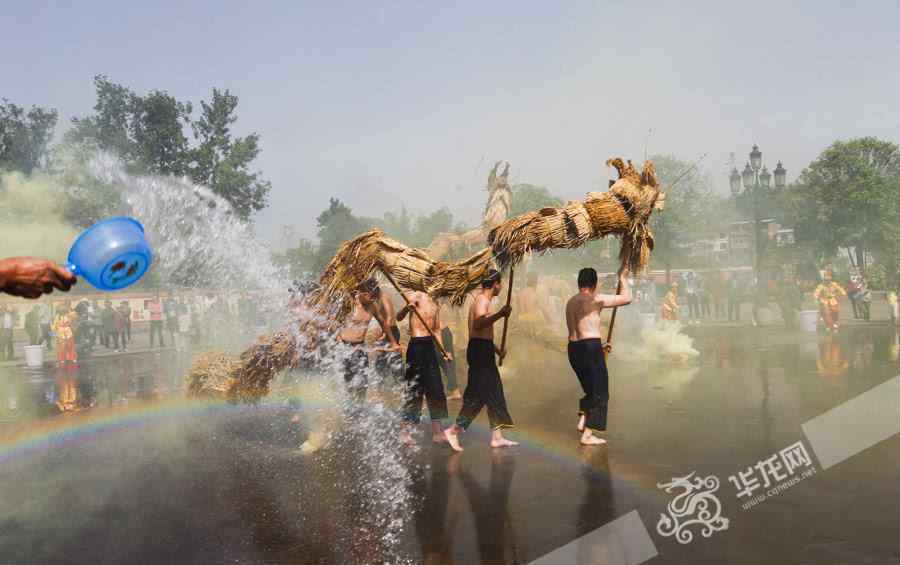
[
  {"x1": 580, "y1": 430, "x2": 607, "y2": 446},
  {"x1": 577, "y1": 414, "x2": 586, "y2": 433},
  {"x1": 490, "y1": 429, "x2": 518, "y2": 448},
  {"x1": 490, "y1": 437, "x2": 519, "y2": 448},
  {"x1": 444, "y1": 427, "x2": 464, "y2": 452},
  {"x1": 432, "y1": 433, "x2": 448, "y2": 444}
]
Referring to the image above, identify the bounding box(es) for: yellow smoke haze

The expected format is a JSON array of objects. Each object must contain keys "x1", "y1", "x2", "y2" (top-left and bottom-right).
[{"x1": 0, "y1": 171, "x2": 78, "y2": 262}]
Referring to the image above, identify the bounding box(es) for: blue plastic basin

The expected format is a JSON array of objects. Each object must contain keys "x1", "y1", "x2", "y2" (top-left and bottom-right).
[{"x1": 66, "y1": 217, "x2": 153, "y2": 291}]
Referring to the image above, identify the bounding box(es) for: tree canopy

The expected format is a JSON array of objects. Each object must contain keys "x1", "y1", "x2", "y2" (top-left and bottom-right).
[
  {"x1": 788, "y1": 137, "x2": 900, "y2": 272},
  {"x1": 508, "y1": 183, "x2": 563, "y2": 217},
  {"x1": 0, "y1": 99, "x2": 58, "y2": 174},
  {"x1": 190, "y1": 88, "x2": 271, "y2": 218},
  {"x1": 646, "y1": 154, "x2": 719, "y2": 278},
  {"x1": 67, "y1": 76, "x2": 270, "y2": 220}
]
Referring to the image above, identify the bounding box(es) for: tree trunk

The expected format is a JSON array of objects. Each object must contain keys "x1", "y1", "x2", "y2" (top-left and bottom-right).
[{"x1": 855, "y1": 246, "x2": 866, "y2": 273}]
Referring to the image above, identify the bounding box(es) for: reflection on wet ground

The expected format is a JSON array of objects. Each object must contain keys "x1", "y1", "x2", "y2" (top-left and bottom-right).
[{"x1": 2, "y1": 325, "x2": 900, "y2": 564}]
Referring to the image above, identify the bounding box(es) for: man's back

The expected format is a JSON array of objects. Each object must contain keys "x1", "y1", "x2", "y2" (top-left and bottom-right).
[
  {"x1": 406, "y1": 291, "x2": 439, "y2": 338},
  {"x1": 566, "y1": 292, "x2": 605, "y2": 341}
]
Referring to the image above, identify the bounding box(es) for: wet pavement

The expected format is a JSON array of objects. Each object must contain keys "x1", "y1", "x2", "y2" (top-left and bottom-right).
[{"x1": 2, "y1": 324, "x2": 900, "y2": 564}]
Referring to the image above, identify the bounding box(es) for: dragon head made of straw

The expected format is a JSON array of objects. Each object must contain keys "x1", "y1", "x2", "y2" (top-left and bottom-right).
[
  {"x1": 604, "y1": 158, "x2": 665, "y2": 213},
  {"x1": 601, "y1": 158, "x2": 665, "y2": 273},
  {"x1": 488, "y1": 156, "x2": 665, "y2": 273}
]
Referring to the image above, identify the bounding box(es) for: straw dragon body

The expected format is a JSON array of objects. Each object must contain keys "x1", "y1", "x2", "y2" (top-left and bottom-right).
[{"x1": 315, "y1": 157, "x2": 663, "y2": 317}]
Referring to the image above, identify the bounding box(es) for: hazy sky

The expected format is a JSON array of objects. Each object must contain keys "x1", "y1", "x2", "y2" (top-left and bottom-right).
[{"x1": 4, "y1": 1, "x2": 899, "y2": 245}]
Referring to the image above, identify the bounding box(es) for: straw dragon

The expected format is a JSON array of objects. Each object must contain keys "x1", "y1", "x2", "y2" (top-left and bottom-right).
[
  {"x1": 314, "y1": 157, "x2": 663, "y2": 315},
  {"x1": 188, "y1": 157, "x2": 664, "y2": 401}
]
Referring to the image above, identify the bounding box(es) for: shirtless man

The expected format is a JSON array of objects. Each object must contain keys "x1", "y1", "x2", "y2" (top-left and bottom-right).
[
  {"x1": 444, "y1": 269, "x2": 515, "y2": 451},
  {"x1": 339, "y1": 279, "x2": 402, "y2": 404},
  {"x1": 371, "y1": 285, "x2": 403, "y2": 382},
  {"x1": 565, "y1": 266, "x2": 631, "y2": 446},
  {"x1": 396, "y1": 291, "x2": 451, "y2": 444}
]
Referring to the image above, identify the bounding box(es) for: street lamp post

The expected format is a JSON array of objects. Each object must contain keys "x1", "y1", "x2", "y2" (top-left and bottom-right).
[{"x1": 728, "y1": 144, "x2": 787, "y2": 323}]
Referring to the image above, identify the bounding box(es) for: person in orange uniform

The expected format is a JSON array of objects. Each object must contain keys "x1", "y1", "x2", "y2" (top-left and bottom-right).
[
  {"x1": 814, "y1": 275, "x2": 846, "y2": 332},
  {"x1": 661, "y1": 281, "x2": 680, "y2": 321},
  {"x1": 52, "y1": 304, "x2": 78, "y2": 365}
]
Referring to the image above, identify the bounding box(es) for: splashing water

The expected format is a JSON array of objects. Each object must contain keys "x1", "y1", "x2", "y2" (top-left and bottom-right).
[
  {"x1": 86, "y1": 152, "x2": 284, "y2": 291},
  {"x1": 73, "y1": 151, "x2": 419, "y2": 561}
]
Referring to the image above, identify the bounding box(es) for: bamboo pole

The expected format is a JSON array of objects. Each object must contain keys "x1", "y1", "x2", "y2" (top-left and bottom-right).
[
  {"x1": 380, "y1": 269, "x2": 449, "y2": 359},
  {"x1": 498, "y1": 267, "x2": 515, "y2": 366}
]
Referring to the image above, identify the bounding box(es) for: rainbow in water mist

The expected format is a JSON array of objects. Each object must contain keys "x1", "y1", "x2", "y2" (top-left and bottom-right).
[{"x1": 0, "y1": 399, "x2": 224, "y2": 465}]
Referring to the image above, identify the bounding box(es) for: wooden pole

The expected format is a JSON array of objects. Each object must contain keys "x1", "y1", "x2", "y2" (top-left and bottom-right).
[
  {"x1": 380, "y1": 269, "x2": 448, "y2": 359},
  {"x1": 498, "y1": 266, "x2": 515, "y2": 366}
]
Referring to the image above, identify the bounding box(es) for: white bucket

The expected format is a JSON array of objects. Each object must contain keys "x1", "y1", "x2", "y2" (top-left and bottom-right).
[
  {"x1": 798, "y1": 310, "x2": 819, "y2": 332},
  {"x1": 640, "y1": 312, "x2": 656, "y2": 328},
  {"x1": 24, "y1": 345, "x2": 44, "y2": 368}
]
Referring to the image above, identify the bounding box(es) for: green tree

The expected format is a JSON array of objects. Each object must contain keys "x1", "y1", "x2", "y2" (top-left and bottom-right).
[
  {"x1": 49, "y1": 141, "x2": 125, "y2": 230},
  {"x1": 190, "y1": 88, "x2": 271, "y2": 219},
  {"x1": 68, "y1": 77, "x2": 270, "y2": 219},
  {"x1": 67, "y1": 76, "x2": 193, "y2": 176},
  {"x1": 412, "y1": 206, "x2": 454, "y2": 247},
  {"x1": 508, "y1": 183, "x2": 563, "y2": 217},
  {"x1": 314, "y1": 198, "x2": 372, "y2": 270},
  {"x1": 66, "y1": 76, "x2": 133, "y2": 158},
  {"x1": 274, "y1": 238, "x2": 318, "y2": 280},
  {"x1": 129, "y1": 90, "x2": 192, "y2": 176},
  {"x1": 790, "y1": 137, "x2": 900, "y2": 272},
  {"x1": 377, "y1": 206, "x2": 414, "y2": 244},
  {"x1": 0, "y1": 99, "x2": 58, "y2": 174},
  {"x1": 647, "y1": 154, "x2": 717, "y2": 281}
]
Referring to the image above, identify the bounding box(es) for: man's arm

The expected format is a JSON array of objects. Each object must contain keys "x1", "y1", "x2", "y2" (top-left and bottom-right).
[
  {"x1": 370, "y1": 302, "x2": 401, "y2": 351},
  {"x1": 0, "y1": 257, "x2": 76, "y2": 299},
  {"x1": 396, "y1": 292, "x2": 415, "y2": 322},
  {"x1": 472, "y1": 296, "x2": 512, "y2": 330},
  {"x1": 593, "y1": 269, "x2": 632, "y2": 308}
]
